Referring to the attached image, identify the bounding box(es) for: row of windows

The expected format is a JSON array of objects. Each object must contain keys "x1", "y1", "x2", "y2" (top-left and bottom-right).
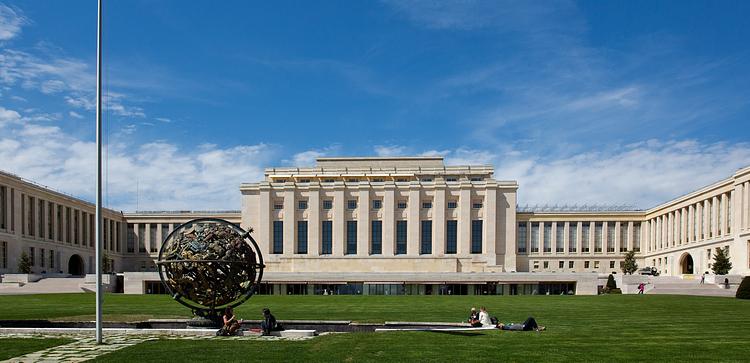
[
  {"x1": 646, "y1": 193, "x2": 732, "y2": 252},
  {"x1": 272, "y1": 176, "x2": 486, "y2": 184},
  {"x1": 532, "y1": 260, "x2": 622, "y2": 270},
  {"x1": 271, "y1": 220, "x2": 484, "y2": 255},
  {"x1": 27, "y1": 246, "x2": 58, "y2": 271},
  {"x1": 126, "y1": 223, "x2": 175, "y2": 253},
  {"x1": 0, "y1": 186, "x2": 122, "y2": 253},
  {"x1": 517, "y1": 221, "x2": 641, "y2": 254},
  {"x1": 274, "y1": 199, "x2": 484, "y2": 211}
]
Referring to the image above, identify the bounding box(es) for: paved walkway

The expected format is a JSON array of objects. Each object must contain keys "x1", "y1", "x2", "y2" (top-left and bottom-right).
[{"x1": 1, "y1": 332, "x2": 316, "y2": 362}]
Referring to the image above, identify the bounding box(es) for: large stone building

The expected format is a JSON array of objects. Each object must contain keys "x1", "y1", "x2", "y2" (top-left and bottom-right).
[{"x1": 1, "y1": 157, "x2": 749, "y2": 295}]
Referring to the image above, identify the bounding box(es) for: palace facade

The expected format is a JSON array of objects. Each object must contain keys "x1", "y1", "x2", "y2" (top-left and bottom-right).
[{"x1": 1, "y1": 157, "x2": 749, "y2": 295}]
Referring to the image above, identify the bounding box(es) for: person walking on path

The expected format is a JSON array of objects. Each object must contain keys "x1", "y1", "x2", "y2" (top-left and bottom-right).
[
  {"x1": 638, "y1": 283, "x2": 645, "y2": 294},
  {"x1": 700, "y1": 274, "x2": 705, "y2": 284}
]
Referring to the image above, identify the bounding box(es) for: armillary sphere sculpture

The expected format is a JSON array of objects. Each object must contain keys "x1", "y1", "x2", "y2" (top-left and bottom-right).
[{"x1": 156, "y1": 218, "x2": 264, "y2": 327}]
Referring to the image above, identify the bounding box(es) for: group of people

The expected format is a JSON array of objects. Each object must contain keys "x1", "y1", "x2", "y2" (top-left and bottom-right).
[
  {"x1": 218, "y1": 306, "x2": 283, "y2": 336},
  {"x1": 468, "y1": 307, "x2": 545, "y2": 331}
]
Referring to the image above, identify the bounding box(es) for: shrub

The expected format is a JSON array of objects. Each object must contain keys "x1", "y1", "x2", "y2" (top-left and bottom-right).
[
  {"x1": 712, "y1": 247, "x2": 732, "y2": 275},
  {"x1": 622, "y1": 250, "x2": 638, "y2": 275},
  {"x1": 18, "y1": 251, "x2": 32, "y2": 274},
  {"x1": 736, "y1": 277, "x2": 750, "y2": 299}
]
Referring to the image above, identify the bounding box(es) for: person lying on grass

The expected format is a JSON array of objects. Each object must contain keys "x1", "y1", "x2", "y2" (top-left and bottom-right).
[
  {"x1": 468, "y1": 307, "x2": 482, "y2": 327},
  {"x1": 497, "y1": 317, "x2": 546, "y2": 331}
]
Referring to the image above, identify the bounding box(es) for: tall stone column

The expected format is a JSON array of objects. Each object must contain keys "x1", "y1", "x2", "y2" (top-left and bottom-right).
[
  {"x1": 459, "y1": 184, "x2": 471, "y2": 255},
  {"x1": 407, "y1": 183, "x2": 420, "y2": 256},
  {"x1": 258, "y1": 185, "x2": 272, "y2": 256},
  {"x1": 308, "y1": 185, "x2": 321, "y2": 256},
  {"x1": 357, "y1": 186, "x2": 370, "y2": 256},
  {"x1": 283, "y1": 186, "x2": 296, "y2": 255},
  {"x1": 434, "y1": 184, "x2": 446, "y2": 256},
  {"x1": 383, "y1": 184, "x2": 395, "y2": 256},
  {"x1": 333, "y1": 184, "x2": 345, "y2": 257}
]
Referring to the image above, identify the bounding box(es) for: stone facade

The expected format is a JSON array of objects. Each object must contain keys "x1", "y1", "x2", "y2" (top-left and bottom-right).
[{"x1": 2, "y1": 157, "x2": 749, "y2": 295}]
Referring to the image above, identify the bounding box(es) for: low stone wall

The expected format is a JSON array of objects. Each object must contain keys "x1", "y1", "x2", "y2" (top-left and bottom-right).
[{"x1": 1, "y1": 274, "x2": 44, "y2": 284}]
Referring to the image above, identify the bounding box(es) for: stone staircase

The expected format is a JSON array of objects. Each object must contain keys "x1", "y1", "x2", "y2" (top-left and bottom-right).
[
  {"x1": 648, "y1": 276, "x2": 737, "y2": 297},
  {"x1": 0, "y1": 277, "x2": 87, "y2": 295}
]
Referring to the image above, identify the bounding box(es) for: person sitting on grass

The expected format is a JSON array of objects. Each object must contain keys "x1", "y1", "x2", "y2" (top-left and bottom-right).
[
  {"x1": 479, "y1": 306, "x2": 495, "y2": 327},
  {"x1": 261, "y1": 308, "x2": 283, "y2": 336},
  {"x1": 220, "y1": 306, "x2": 243, "y2": 336},
  {"x1": 468, "y1": 307, "x2": 482, "y2": 327},
  {"x1": 497, "y1": 317, "x2": 545, "y2": 331}
]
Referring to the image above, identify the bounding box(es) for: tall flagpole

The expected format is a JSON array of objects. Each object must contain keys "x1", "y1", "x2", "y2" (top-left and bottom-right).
[{"x1": 95, "y1": 0, "x2": 104, "y2": 345}]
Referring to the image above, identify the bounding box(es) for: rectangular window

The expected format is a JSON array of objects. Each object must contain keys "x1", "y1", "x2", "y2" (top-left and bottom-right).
[
  {"x1": 397, "y1": 201, "x2": 407, "y2": 209},
  {"x1": 298, "y1": 200, "x2": 308, "y2": 210},
  {"x1": 620, "y1": 224, "x2": 629, "y2": 252},
  {"x1": 471, "y1": 220, "x2": 483, "y2": 254},
  {"x1": 28, "y1": 196, "x2": 35, "y2": 237},
  {"x1": 446, "y1": 220, "x2": 458, "y2": 254},
  {"x1": 116, "y1": 222, "x2": 122, "y2": 252},
  {"x1": 56, "y1": 204, "x2": 62, "y2": 242},
  {"x1": 584, "y1": 261, "x2": 590, "y2": 269},
  {"x1": 0, "y1": 186, "x2": 5, "y2": 230},
  {"x1": 321, "y1": 221, "x2": 332, "y2": 254},
  {"x1": 38, "y1": 199, "x2": 44, "y2": 238},
  {"x1": 610, "y1": 261, "x2": 615, "y2": 269},
  {"x1": 323, "y1": 200, "x2": 333, "y2": 210},
  {"x1": 47, "y1": 202, "x2": 53, "y2": 239},
  {"x1": 66, "y1": 207, "x2": 71, "y2": 243},
  {"x1": 347, "y1": 200, "x2": 357, "y2": 210},
  {"x1": 531, "y1": 222, "x2": 540, "y2": 253},
  {"x1": 89, "y1": 214, "x2": 95, "y2": 247},
  {"x1": 556, "y1": 223, "x2": 564, "y2": 253},
  {"x1": 581, "y1": 222, "x2": 591, "y2": 253},
  {"x1": 559, "y1": 260, "x2": 564, "y2": 269},
  {"x1": 594, "y1": 261, "x2": 600, "y2": 269},
  {"x1": 543, "y1": 261, "x2": 549, "y2": 269},
  {"x1": 633, "y1": 223, "x2": 641, "y2": 252},
  {"x1": 273, "y1": 201, "x2": 283, "y2": 210},
  {"x1": 10, "y1": 189, "x2": 13, "y2": 232},
  {"x1": 29, "y1": 247, "x2": 35, "y2": 267},
  {"x1": 161, "y1": 224, "x2": 170, "y2": 249},
  {"x1": 346, "y1": 221, "x2": 357, "y2": 255},
  {"x1": 49, "y1": 249, "x2": 54, "y2": 270},
  {"x1": 446, "y1": 177, "x2": 458, "y2": 182},
  {"x1": 607, "y1": 223, "x2": 615, "y2": 252},
  {"x1": 447, "y1": 201, "x2": 458, "y2": 209},
  {"x1": 372, "y1": 200, "x2": 382, "y2": 210},
  {"x1": 138, "y1": 224, "x2": 146, "y2": 252},
  {"x1": 517, "y1": 222, "x2": 527, "y2": 253},
  {"x1": 472, "y1": 201, "x2": 483, "y2": 209},
  {"x1": 568, "y1": 223, "x2": 577, "y2": 253},
  {"x1": 40, "y1": 248, "x2": 45, "y2": 268},
  {"x1": 595, "y1": 222, "x2": 603, "y2": 252},
  {"x1": 297, "y1": 221, "x2": 308, "y2": 254},
  {"x1": 371, "y1": 220, "x2": 382, "y2": 254},
  {"x1": 396, "y1": 221, "x2": 407, "y2": 255},
  {"x1": 421, "y1": 220, "x2": 432, "y2": 254},
  {"x1": 272, "y1": 221, "x2": 283, "y2": 254},
  {"x1": 127, "y1": 224, "x2": 135, "y2": 253},
  {"x1": 422, "y1": 202, "x2": 432, "y2": 209},
  {"x1": 150, "y1": 225, "x2": 157, "y2": 253},
  {"x1": 543, "y1": 223, "x2": 551, "y2": 252},
  {"x1": 569, "y1": 261, "x2": 574, "y2": 269}
]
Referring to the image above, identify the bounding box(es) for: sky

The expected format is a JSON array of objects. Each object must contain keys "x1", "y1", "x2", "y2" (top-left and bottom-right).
[{"x1": 0, "y1": 0, "x2": 749, "y2": 212}]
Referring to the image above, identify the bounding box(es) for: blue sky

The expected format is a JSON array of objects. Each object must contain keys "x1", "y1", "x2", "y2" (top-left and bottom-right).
[{"x1": 1, "y1": 0, "x2": 749, "y2": 211}]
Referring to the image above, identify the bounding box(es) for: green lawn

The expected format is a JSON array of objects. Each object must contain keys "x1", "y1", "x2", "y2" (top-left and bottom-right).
[
  {"x1": 1, "y1": 294, "x2": 749, "y2": 362},
  {"x1": 0, "y1": 338, "x2": 72, "y2": 360}
]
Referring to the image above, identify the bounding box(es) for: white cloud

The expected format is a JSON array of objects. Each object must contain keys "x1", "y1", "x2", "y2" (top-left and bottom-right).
[
  {"x1": 0, "y1": 105, "x2": 21, "y2": 125},
  {"x1": 285, "y1": 145, "x2": 342, "y2": 166},
  {"x1": 0, "y1": 4, "x2": 26, "y2": 41},
  {"x1": 68, "y1": 111, "x2": 83, "y2": 119},
  {"x1": 0, "y1": 106, "x2": 278, "y2": 211},
  {"x1": 374, "y1": 145, "x2": 407, "y2": 157},
  {"x1": 378, "y1": 141, "x2": 750, "y2": 209},
  {"x1": 155, "y1": 117, "x2": 171, "y2": 123}
]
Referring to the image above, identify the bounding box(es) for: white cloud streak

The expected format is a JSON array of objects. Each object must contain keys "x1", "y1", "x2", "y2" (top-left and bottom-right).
[
  {"x1": 0, "y1": 4, "x2": 26, "y2": 41},
  {"x1": 0, "y1": 106, "x2": 278, "y2": 211}
]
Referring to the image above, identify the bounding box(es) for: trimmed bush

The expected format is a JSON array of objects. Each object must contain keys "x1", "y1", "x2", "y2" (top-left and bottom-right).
[
  {"x1": 736, "y1": 277, "x2": 750, "y2": 299},
  {"x1": 18, "y1": 251, "x2": 31, "y2": 274}
]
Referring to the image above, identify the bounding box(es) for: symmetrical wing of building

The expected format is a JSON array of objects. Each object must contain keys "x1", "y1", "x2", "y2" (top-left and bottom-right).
[{"x1": 1, "y1": 157, "x2": 748, "y2": 295}]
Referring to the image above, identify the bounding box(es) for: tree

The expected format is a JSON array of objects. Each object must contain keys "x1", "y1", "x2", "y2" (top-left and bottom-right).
[
  {"x1": 711, "y1": 247, "x2": 732, "y2": 275},
  {"x1": 102, "y1": 253, "x2": 112, "y2": 273},
  {"x1": 621, "y1": 250, "x2": 638, "y2": 275},
  {"x1": 736, "y1": 277, "x2": 750, "y2": 300},
  {"x1": 18, "y1": 251, "x2": 32, "y2": 274},
  {"x1": 604, "y1": 274, "x2": 621, "y2": 293}
]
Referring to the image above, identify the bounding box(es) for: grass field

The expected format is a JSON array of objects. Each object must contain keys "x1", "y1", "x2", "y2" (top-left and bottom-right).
[
  {"x1": 1, "y1": 294, "x2": 749, "y2": 362},
  {"x1": 0, "y1": 338, "x2": 72, "y2": 360}
]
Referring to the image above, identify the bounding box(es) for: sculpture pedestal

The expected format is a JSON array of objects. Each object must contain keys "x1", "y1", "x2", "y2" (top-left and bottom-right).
[{"x1": 186, "y1": 314, "x2": 221, "y2": 329}]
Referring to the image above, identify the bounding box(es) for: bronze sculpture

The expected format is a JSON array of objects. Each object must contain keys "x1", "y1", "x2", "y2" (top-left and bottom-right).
[{"x1": 156, "y1": 218, "x2": 264, "y2": 326}]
